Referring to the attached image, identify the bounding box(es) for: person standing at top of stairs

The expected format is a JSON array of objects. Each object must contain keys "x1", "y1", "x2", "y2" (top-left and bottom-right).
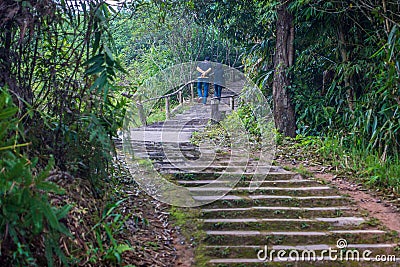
[
  {"x1": 197, "y1": 56, "x2": 212, "y2": 104},
  {"x1": 213, "y1": 63, "x2": 225, "y2": 102}
]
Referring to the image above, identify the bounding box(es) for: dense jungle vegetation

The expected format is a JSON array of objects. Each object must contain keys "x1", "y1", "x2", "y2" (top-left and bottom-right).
[{"x1": 0, "y1": 0, "x2": 399, "y2": 265}]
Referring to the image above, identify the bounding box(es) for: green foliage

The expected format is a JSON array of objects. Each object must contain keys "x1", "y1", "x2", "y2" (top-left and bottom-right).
[
  {"x1": 0, "y1": 0, "x2": 130, "y2": 193},
  {"x1": 88, "y1": 198, "x2": 132, "y2": 265},
  {"x1": 0, "y1": 88, "x2": 70, "y2": 266},
  {"x1": 235, "y1": 105, "x2": 261, "y2": 138},
  {"x1": 191, "y1": 123, "x2": 231, "y2": 148},
  {"x1": 288, "y1": 134, "x2": 400, "y2": 196},
  {"x1": 170, "y1": 207, "x2": 188, "y2": 227},
  {"x1": 198, "y1": 0, "x2": 400, "y2": 179},
  {"x1": 112, "y1": 2, "x2": 241, "y2": 94}
]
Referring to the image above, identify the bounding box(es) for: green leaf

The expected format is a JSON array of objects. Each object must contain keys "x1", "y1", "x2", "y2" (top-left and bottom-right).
[
  {"x1": 84, "y1": 54, "x2": 104, "y2": 66},
  {"x1": 38, "y1": 201, "x2": 60, "y2": 231},
  {"x1": 56, "y1": 204, "x2": 73, "y2": 220},
  {"x1": 115, "y1": 244, "x2": 132, "y2": 254},
  {"x1": 104, "y1": 45, "x2": 114, "y2": 62},
  {"x1": 90, "y1": 72, "x2": 108, "y2": 91},
  {"x1": 0, "y1": 107, "x2": 18, "y2": 120},
  {"x1": 85, "y1": 63, "x2": 105, "y2": 75}
]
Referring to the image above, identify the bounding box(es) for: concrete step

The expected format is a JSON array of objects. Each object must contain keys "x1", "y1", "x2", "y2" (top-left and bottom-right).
[
  {"x1": 206, "y1": 257, "x2": 400, "y2": 266},
  {"x1": 177, "y1": 178, "x2": 319, "y2": 187},
  {"x1": 187, "y1": 186, "x2": 335, "y2": 197},
  {"x1": 200, "y1": 206, "x2": 355, "y2": 219},
  {"x1": 202, "y1": 243, "x2": 399, "y2": 262},
  {"x1": 171, "y1": 172, "x2": 299, "y2": 181},
  {"x1": 204, "y1": 229, "x2": 392, "y2": 246},
  {"x1": 198, "y1": 195, "x2": 349, "y2": 208},
  {"x1": 161, "y1": 169, "x2": 296, "y2": 175},
  {"x1": 202, "y1": 216, "x2": 367, "y2": 231}
]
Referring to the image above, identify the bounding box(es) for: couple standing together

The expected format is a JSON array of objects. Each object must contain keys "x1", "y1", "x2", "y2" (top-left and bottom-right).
[{"x1": 196, "y1": 57, "x2": 224, "y2": 104}]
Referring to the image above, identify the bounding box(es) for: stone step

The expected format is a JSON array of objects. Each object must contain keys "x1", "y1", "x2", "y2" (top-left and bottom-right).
[
  {"x1": 157, "y1": 166, "x2": 274, "y2": 174},
  {"x1": 204, "y1": 229, "x2": 391, "y2": 246},
  {"x1": 202, "y1": 216, "x2": 365, "y2": 231},
  {"x1": 123, "y1": 148, "x2": 200, "y2": 154},
  {"x1": 125, "y1": 131, "x2": 193, "y2": 142},
  {"x1": 206, "y1": 257, "x2": 400, "y2": 266},
  {"x1": 129, "y1": 153, "x2": 202, "y2": 160},
  {"x1": 202, "y1": 243, "x2": 400, "y2": 262},
  {"x1": 126, "y1": 141, "x2": 195, "y2": 146},
  {"x1": 172, "y1": 172, "x2": 297, "y2": 181},
  {"x1": 155, "y1": 158, "x2": 259, "y2": 164},
  {"x1": 159, "y1": 170, "x2": 288, "y2": 175},
  {"x1": 128, "y1": 154, "x2": 259, "y2": 161},
  {"x1": 157, "y1": 165, "x2": 270, "y2": 170},
  {"x1": 187, "y1": 186, "x2": 335, "y2": 197},
  {"x1": 148, "y1": 119, "x2": 209, "y2": 125},
  {"x1": 177, "y1": 178, "x2": 317, "y2": 187},
  {"x1": 133, "y1": 127, "x2": 202, "y2": 132},
  {"x1": 200, "y1": 206, "x2": 355, "y2": 219},
  {"x1": 198, "y1": 195, "x2": 349, "y2": 208}
]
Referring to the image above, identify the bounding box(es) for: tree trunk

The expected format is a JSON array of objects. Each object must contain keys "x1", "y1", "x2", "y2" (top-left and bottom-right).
[
  {"x1": 338, "y1": 24, "x2": 354, "y2": 112},
  {"x1": 272, "y1": 1, "x2": 296, "y2": 137}
]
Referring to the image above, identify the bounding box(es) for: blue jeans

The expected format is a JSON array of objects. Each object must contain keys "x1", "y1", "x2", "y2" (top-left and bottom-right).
[
  {"x1": 214, "y1": 84, "x2": 222, "y2": 100},
  {"x1": 197, "y1": 82, "x2": 209, "y2": 104}
]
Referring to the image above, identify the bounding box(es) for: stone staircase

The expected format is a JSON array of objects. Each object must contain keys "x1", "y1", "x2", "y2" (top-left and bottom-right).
[
  {"x1": 122, "y1": 102, "x2": 400, "y2": 266},
  {"x1": 183, "y1": 172, "x2": 399, "y2": 266}
]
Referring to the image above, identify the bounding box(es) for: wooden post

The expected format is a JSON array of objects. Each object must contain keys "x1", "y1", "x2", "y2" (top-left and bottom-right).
[
  {"x1": 230, "y1": 96, "x2": 235, "y2": 110},
  {"x1": 211, "y1": 98, "x2": 220, "y2": 122},
  {"x1": 190, "y1": 82, "x2": 195, "y2": 102},
  {"x1": 165, "y1": 96, "x2": 170, "y2": 119},
  {"x1": 137, "y1": 102, "x2": 147, "y2": 126},
  {"x1": 178, "y1": 90, "x2": 183, "y2": 106}
]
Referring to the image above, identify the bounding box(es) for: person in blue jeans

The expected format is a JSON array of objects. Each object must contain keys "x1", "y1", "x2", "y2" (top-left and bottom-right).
[
  {"x1": 213, "y1": 63, "x2": 224, "y2": 101},
  {"x1": 196, "y1": 57, "x2": 212, "y2": 104}
]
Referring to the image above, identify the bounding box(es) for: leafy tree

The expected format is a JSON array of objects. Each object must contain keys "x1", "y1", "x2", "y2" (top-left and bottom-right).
[{"x1": 193, "y1": 0, "x2": 297, "y2": 136}]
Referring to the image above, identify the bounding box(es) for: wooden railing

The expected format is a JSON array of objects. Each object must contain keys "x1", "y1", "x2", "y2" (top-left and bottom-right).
[{"x1": 131, "y1": 80, "x2": 238, "y2": 126}]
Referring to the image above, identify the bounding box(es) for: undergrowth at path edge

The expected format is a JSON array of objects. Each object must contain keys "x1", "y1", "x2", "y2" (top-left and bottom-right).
[{"x1": 276, "y1": 134, "x2": 400, "y2": 199}]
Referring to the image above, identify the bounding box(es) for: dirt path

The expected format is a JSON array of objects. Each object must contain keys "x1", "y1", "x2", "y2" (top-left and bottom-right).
[{"x1": 315, "y1": 169, "x2": 400, "y2": 234}]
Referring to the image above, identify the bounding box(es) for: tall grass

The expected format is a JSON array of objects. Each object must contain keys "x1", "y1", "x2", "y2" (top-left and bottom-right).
[{"x1": 310, "y1": 135, "x2": 400, "y2": 196}]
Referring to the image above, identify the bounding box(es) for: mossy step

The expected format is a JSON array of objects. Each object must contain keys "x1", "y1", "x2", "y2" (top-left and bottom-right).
[
  {"x1": 172, "y1": 172, "x2": 296, "y2": 181},
  {"x1": 129, "y1": 152, "x2": 202, "y2": 160},
  {"x1": 200, "y1": 206, "x2": 355, "y2": 219},
  {"x1": 177, "y1": 179, "x2": 322, "y2": 188},
  {"x1": 158, "y1": 165, "x2": 273, "y2": 171},
  {"x1": 130, "y1": 146, "x2": 201, "y2": 152},
  {"x1": 206, "y1": 257, "x2": 400, "y2": 267},
  {"x1": 161, "y1": 167, "x2": 294, "y2": 175},
  {"x1": 134, "y1": 154, "x2": 254, "y2": 161},
  {"x1": 136, "y1": 129, "x2": 200, "y2": 132},
  {"x1": 156, "y1": 160, "x2": 264, "y2": 166},
  {"x1": 204, "y1": 229, "x2": 394, "y2": 246},
  {"x1": 201, "y1": 244, "x2": 400, "y2": 261},
  {"x1": 196, "y1": 195, "x2": 349, "y2": 208},
  {"x1": 202, "y1": 216, "x2": 365, "y2": 231},
  {"x1": 188, "y1": 186, "x2": 336, "y2": 197}
]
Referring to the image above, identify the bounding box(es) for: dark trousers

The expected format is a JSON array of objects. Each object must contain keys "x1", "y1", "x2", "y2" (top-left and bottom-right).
[{"x1": 214, "y1": 84, "x2": 222, "y2": 100}]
